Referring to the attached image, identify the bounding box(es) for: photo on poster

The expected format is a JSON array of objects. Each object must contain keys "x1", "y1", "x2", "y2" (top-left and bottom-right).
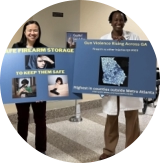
[
  {"x1": 12, "y1": 77, "x2": 37, "y2": 98},
  {"x1": 66, "y1": 36, "x2": 76, "y2": 48},
  {"x1": 48, "y1": 75, "x2": 69, "y2": 97},
  {"x1": 98, "y1": 56, "x2": 129, "y2": 87},
  {"x1": 25, "y1": 55, "x2": 55, "y2": 69},
  {"x1": 66, "y1": 32, "x2": 87, "y2": 48}
]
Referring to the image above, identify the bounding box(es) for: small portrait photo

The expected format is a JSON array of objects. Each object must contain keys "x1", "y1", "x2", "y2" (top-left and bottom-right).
[
  {"x1": 66, "y1": 36, "x2": 76, "y2": 48},
  {"x1": 25, "y1": 55, "x2": 55, "y2": 69},
  {"x1": 12, "y1": 77, "x2": 37, "y2": 98},
  {"x1": 98, "y1": 56, "x2": 129, "y2": 87},
  {"x1": 48, "y1": 75, "x2": 69, "y2": 97}
]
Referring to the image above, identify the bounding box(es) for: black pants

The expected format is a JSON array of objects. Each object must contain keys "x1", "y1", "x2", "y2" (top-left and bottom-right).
[{"x1": 15, "y1": 102, "x2": 46, "y2": 152}]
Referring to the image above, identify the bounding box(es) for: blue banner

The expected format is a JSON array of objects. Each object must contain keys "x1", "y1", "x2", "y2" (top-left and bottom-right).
[
  {"x1": 73, "y1": 40, "x2": 156, "y2": 98},
  {"x1": 1, "y1": 48, "x2": 82, "y2": 104}
]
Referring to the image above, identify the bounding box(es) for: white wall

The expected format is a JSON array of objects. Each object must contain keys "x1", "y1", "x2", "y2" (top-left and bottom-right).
[
  {"x1": 8, "y1": 1, "x2": 80, "y2": 48},
  {"x1": 8, "y1": 0, "x2": 148, "y2": 47},
  {"x1": 8, "y1": 18, "x2": 32, "y2": 48},
  {"x1": 32, "y1": 1, "x2": 80, "y2": 48},
  {"x1": 80, "y1": 1, "x2": 148, "y2": 40}
]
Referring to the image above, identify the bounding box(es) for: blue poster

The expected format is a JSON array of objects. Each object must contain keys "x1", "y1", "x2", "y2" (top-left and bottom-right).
[
  {"x1": 0, "y1": 48, "x2": 82, "y2": 104},
  {"x1": 66, "y1": 32, "x2": 87, "y2": 48},
  {"x1": 73, "y1": 40, "x2": 157, "y2": 98}
]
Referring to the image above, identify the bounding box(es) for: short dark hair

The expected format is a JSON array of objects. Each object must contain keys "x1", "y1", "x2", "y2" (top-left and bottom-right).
[
  {"x1": 21, "y1": 79, "x2": 29, "y2": 85},
  {"x1": 108, "y1": 10, "x2": 127, "y2": 23},
  {"x1": 56, "y1": 77, "x2": 63, "y2": 85},
  {"x1": 19, "y1": 20, "x2": 41, "y2": 47}
]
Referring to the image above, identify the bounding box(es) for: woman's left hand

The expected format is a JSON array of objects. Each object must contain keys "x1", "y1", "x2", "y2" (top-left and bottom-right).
[
  {"x1": 41, "y1": 56, "x2": 54, "y2": 64},
  {"x1": 113, "y1": 36, "x2": 125, "y2": 41},
  {"x1": 117, "y1": 36, "x2": 125, "y2": 41}
]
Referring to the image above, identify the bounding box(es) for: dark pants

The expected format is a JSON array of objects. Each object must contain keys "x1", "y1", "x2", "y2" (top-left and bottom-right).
[{"x1": 16, "y1": 101, "x2": 46, "y2": 152}]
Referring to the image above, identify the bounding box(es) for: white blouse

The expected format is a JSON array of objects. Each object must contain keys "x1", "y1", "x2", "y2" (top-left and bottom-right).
[{"x1": 100, "y1": 30, "x2": 143, "y2": 115}]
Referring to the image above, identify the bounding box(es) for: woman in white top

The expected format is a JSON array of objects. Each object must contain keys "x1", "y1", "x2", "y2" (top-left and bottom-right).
[{"x1": 99, "y1": 10, "x2": 143, "y2": 160}]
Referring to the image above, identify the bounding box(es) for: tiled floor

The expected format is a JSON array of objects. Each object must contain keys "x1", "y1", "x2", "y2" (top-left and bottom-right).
[{"x1": 11, "y1": 103, "x2": 155, "y2": 163}]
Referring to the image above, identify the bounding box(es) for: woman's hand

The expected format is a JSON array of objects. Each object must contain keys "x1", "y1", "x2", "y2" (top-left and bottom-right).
[
  {"x1": 20, "y1": 87, "x2": 28, "y2": 93},
  {"x1": 41, "y1": 56, "x2": 54, "y2": 64},
  {"x1": 23, "y1": 89, "x2": 29, "y2": 93},
  {"x1": 68, "y1": 42, "x2": 75, "y2": 48},
  {"x1": 118, "y1": 36, "x2": 125, "y2": 40},
  {"x1": 69, "y1": 42, "x2": 75, "y2": 45},
  {"x1": 112, "y1": 36, "x2": 125, "y2": 41},
  {"x1": 19, "y1": 88, "x2": 25, "y2": 93},
  {"x1": 16, "y1": 87, "x2": 28, "y2": 96}
]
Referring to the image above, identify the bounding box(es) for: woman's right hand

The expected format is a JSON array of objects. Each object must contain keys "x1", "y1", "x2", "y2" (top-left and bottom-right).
[
  {"x1": 41, "y1": 56, "x2": 54, "y2": 64},
  {"x1": 112, "y1": 36, "x2": 125, "y2": 41},
  {"x1": 17, "y1": 88, "x2": 27, "y2": 96},
  {"x1": 20, "y1": 88, "x2": 28, "y2": 93},
  {"x1": 19, "y1": 88, "x2": 25, "y2": 94}
]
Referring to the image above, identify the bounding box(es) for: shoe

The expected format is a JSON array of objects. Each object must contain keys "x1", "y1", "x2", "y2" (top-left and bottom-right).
[
  {"x1": 99, "y1": 153, "x2": 113, "y2": 160},
  {"x1": 40, "y1": 151, "x2": 46, "y2": 155}
]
